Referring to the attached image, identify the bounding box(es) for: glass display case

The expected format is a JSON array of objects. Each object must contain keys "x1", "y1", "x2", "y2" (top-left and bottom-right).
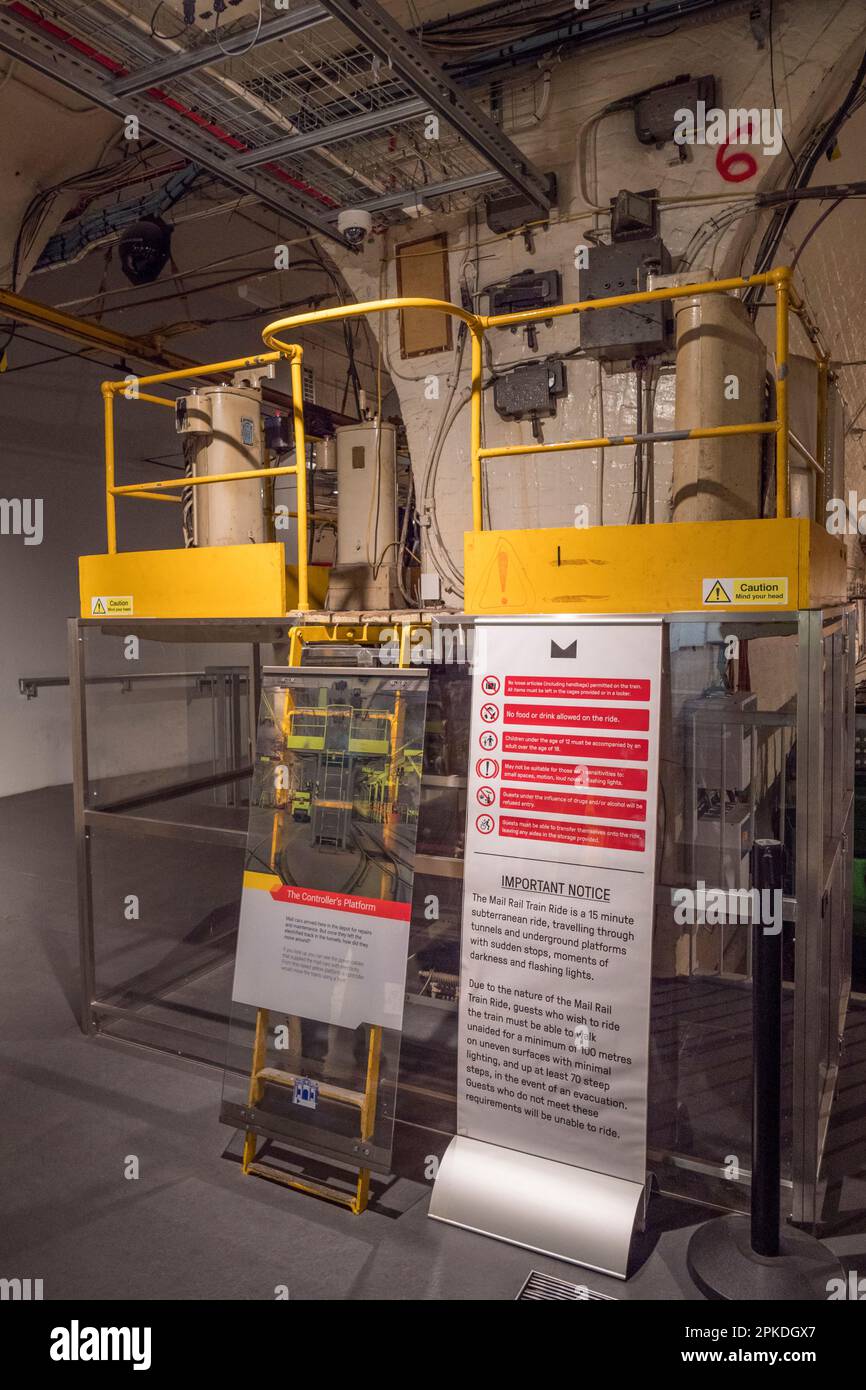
[
  {"x1": 70, "y1": 617, "x2": 283, "y2": 1064},
  {"x1": 71, "y1": 609, "x2": 855, "y2": 1227}
]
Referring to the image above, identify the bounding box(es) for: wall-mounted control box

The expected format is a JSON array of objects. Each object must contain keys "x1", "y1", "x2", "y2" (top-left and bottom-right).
[{"x1": 578, "y1": 236, "x2": 673, "y2": 360}]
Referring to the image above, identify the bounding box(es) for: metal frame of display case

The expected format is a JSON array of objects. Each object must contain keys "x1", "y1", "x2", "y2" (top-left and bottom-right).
[
  {"x1": 69, "y1": 616, "x2": 287, "y2": 1054},
  {"x1": 792, "y1": 606, "x2": 855, "y2": 1226},
  {"x1": 643, "y1": 606, "x2": 855, "y2": 1229}
]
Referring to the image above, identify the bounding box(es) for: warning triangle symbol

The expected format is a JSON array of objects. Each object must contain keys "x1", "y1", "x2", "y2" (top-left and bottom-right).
[
  {"x1": 705, "y1": 580, "x2": 732, "y2": 604},
  {"x1": 93, "y1": 598, "x2": 106, "y2": 614}
]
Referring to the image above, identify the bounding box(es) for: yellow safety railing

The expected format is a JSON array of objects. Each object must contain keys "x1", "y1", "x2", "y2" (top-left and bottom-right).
[
  {"x1": 261, "y1": 266, "x2": 830, "y2": 535},
  {"x1": 100, "y1": 347, "x2": 311, "y2": 608},
  {"x1": 101, "y1": 266, "x2": 828, "y2": 617}
]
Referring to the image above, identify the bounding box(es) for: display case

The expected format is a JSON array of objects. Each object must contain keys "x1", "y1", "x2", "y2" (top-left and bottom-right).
[
  {"x1": 70, "y1": 609, "x2": 855, "y2": 1228},
  {"x1": 70, "y1": 616, "x2": 283, "y2": 1064}
]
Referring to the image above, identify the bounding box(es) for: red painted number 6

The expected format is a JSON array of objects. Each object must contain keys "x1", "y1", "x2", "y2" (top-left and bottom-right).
[{"x1": 716, "y1": 120, "x2": 759, "y2": 183}]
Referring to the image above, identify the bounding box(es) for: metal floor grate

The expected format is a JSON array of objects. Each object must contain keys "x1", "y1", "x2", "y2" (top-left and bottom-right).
[{"x1": 516, "y1": 1271, "x2": 618, "y2": 1301}]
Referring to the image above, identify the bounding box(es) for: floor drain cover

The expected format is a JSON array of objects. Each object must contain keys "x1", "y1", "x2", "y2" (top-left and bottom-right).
[{"x1": 517, "y1": 1271, "x2": 617, "y2": 1301}]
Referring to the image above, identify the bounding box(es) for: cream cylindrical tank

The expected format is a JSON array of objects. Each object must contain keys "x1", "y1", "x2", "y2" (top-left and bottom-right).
[
  {"x1": 335, "y1": 421, "x2": 397, "y2": 567},
  {"x1": 315, "y1": 436, "x2": 337, "y2": 471},
  {"x1": 672, "y1": 293, "x2": 766, "y2": 522},
  {"x1": 186, "y1": 385, "x2": 267, "y2": 546}
]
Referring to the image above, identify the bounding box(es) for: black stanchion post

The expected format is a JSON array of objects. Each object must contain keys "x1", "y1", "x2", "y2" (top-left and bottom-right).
[
  {"x1": 686, "y1": 839, "x2": 844, "y2": 1299},
  {"x1": 750, "y1": 838, "x2": 782, "y2": 1258}
]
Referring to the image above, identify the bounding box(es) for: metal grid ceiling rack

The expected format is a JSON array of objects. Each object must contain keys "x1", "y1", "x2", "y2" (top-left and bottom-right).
[{"x1": 0, "y1": 0, "x2": 552, "y2": 244}]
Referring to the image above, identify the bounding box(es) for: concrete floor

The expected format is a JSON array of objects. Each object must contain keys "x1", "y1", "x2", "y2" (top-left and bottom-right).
[{"x1": 1, "y1": 786, "x2": 865, "y2": 1301}]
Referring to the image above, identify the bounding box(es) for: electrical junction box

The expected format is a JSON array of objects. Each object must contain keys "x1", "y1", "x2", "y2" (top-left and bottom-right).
[
  {"x1": 488, "y1": 269, "x2": 562, "y2": 320},
  {"x1": 492, "y1": 359, "x2": 567, "y2": 422},
  {"x1": 633, "y1": 74, "x2": 716, "y2": 147},
  {"x1": 578, "y1": 235, "x2": 673, "y2": 360},
  {"x1": 264, "y1": 412, "x2": 293, "y2": 452},
  {"x1": 610, "y1": 189, "x2": 658, "y2": 242},
  {"x1": 484, "y1": 173, "x2": 558, "y2": 234}
]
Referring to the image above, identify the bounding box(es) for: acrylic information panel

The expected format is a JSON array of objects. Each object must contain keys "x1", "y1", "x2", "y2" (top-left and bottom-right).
[{"x1": 222, "y1": 665, "x2": 429, "y2": 1173}]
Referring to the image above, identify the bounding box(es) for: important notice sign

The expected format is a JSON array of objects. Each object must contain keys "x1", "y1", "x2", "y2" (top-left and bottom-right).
[{"x1": 457, "y1": 619, "x2": 663, "y2": 1185}]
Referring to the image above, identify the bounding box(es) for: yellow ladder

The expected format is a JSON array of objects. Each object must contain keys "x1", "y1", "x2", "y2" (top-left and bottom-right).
[{"x1": 241, "y1": 1013, "x2": 383, "y2": 1213}]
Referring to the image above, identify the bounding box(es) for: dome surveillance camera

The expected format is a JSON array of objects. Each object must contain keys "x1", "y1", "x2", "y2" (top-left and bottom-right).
[
  {"x1": 119, "y1": 216, "x2": 172, "y2": 285},
  {"x1": 337, "y1": 208, "x2": 373, "y2": 247}
]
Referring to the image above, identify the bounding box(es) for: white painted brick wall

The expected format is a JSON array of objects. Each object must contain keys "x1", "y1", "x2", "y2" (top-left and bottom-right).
[{"x1": 330, "y1": 0, "x2": 866, "y2": 603}]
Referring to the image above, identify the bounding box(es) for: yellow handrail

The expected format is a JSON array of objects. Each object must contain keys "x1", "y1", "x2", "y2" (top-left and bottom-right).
[
  {"x1": 100, "y1": 267, "x2": 811, "y2": 617},
  {"x1": 263, "y1": 296, "x2": 489, "y2": 531},
  {"x1": 100, "y1": 346, "x2": 311, "y2": 609},
  {"x1": 261, "y1": 296, "x2": 479, "y2": 348},
  {"x1": 259, "y1": 269, "x2": 798, "y2": 530}
]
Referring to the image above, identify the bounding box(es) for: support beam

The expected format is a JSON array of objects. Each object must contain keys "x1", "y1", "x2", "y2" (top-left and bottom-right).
[
  {"x1": 0, "y1": 288, "x2": 353, "y2": 435},
  {"x1": 345, "y1": 168, "x2": 503, "y2": 214},
  {"x1": 109, "y1": 6, "x2": 328, "y2": 97},
  {"x1": 233, "y1": 96, "x2": 428, "y2": 169},
  {"x1": 314, "y1": 0, "x2": 551, "y2": 214},
  {"x1": 0, "y1": 288, "x2": 196, "y2": 370}
]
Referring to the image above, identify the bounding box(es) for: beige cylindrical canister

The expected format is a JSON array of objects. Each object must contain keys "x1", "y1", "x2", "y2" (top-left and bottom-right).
[
  {"x1": 189, "y1": 385, "x2": 266, "y2": 546},
  {"x1": 672, "y1": 293, "x2": 766, "y2": 522}
]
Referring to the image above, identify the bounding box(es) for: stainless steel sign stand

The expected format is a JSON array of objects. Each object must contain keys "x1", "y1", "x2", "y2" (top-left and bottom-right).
[{"x1": 430, "y1": 617, "x2": 663, "y2": 1277}]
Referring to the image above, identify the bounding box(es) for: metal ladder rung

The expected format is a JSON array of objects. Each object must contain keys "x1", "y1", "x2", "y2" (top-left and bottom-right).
[
  {"x1": 255, "y1": 1066, "x2": 365, "y2": 1109},
  {"x1": 246, "y1": 1161, "x2": 360, "y2": 1211}
]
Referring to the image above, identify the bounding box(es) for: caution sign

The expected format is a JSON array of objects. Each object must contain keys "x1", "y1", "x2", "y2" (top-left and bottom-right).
[
  {"x1": 91, "y1": 595, "x2": 134, "y2": 616},
  {"x1": 703, "y1": 579, "x2": 732, "y2": 605},
  {"x1": 702, "y1": 577, "x2": 788, "y2": 608}
]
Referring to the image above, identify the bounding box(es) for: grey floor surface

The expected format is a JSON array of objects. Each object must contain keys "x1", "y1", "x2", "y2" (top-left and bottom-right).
[{"x1": 2, "y1": 787, "x2": 864, "y2": 1301}]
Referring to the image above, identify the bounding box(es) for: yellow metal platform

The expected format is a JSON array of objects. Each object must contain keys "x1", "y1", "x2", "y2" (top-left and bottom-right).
[
  {"x1": 464, "y1": 518, "x2": 846, "y2": 616},
  {"x1": 79, "y1": 543, "x2": 329, "y2": 619}
]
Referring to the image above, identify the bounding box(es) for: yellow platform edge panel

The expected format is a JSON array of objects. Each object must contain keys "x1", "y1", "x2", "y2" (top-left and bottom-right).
[
  {"x1": 463, "y1": 518, "x2": 847, "y2": 616},
  {"x1": 79, "y1": 544, "x2": 328, "y2": 619}
]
